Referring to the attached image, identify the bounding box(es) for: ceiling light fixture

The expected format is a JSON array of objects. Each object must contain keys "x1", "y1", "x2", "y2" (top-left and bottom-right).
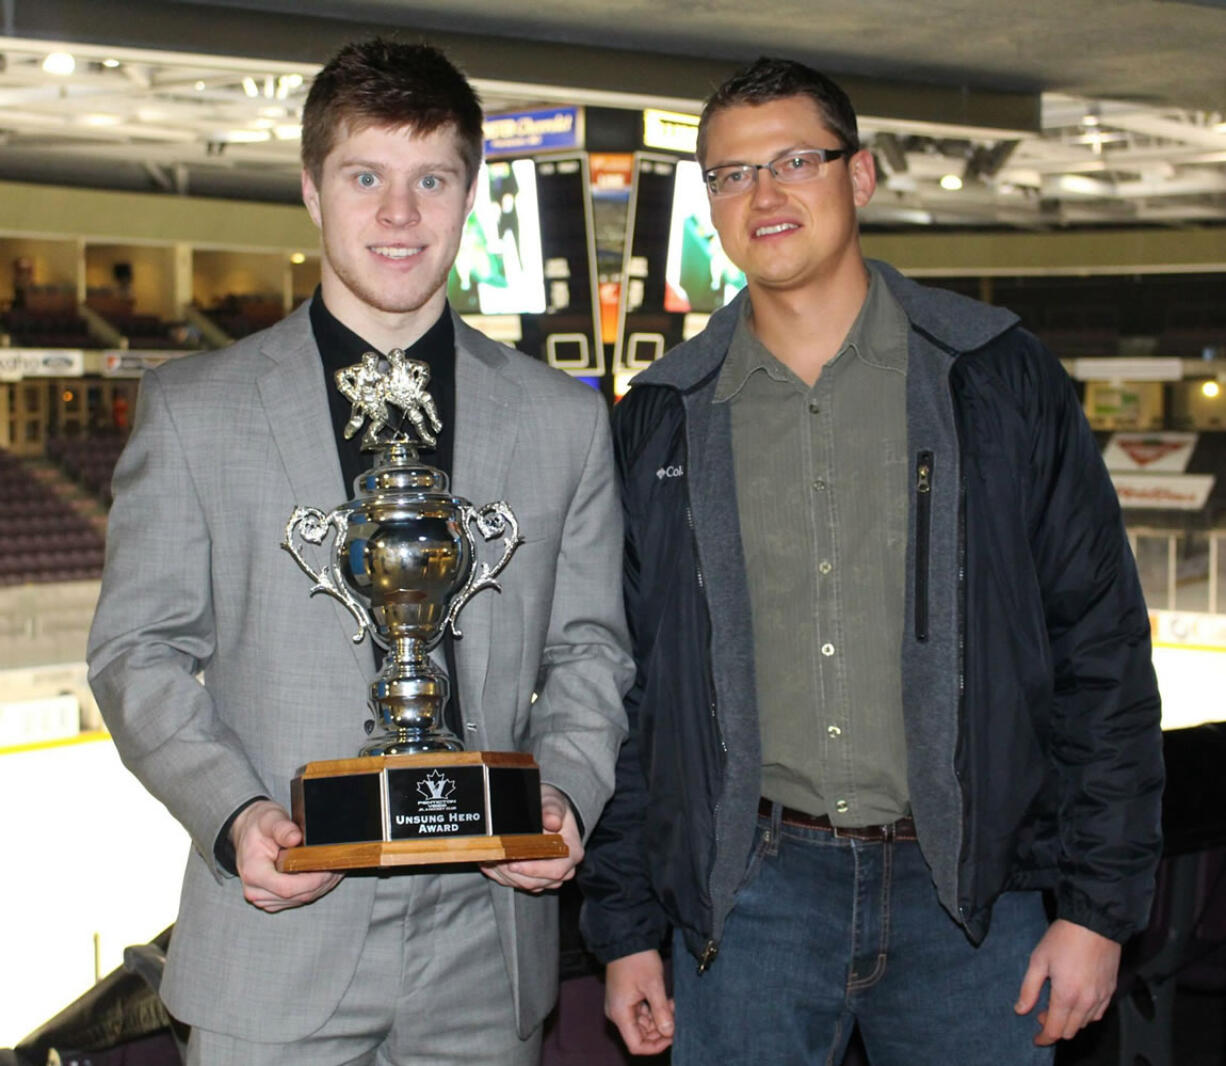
[
  {"x1": 101, "y1": 58, "x2": 121, "y2": 69},
  {"x1": 275, "y1": 73, "x2": 304, "y2": 100},
  {"x1": 939, "y1": 173, "x2": 963, "y2": 191},
  {"x1": 241, "y1": 77, "x2": 259, "y2": 98},
  {"x1": 1202, "y1": 380, "x2": 1221, "y2": 399},
  {"x1": 42, "y1": 52, "x2": 76, "y2": 76}
]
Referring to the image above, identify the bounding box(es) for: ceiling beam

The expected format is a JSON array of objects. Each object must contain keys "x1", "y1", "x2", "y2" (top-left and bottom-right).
[{"x1": 4, "y1": 0, "x2": 1041, "y2": 133}]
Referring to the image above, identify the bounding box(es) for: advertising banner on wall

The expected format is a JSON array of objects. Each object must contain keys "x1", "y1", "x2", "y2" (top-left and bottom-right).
[
  {"x1": 101, "y1": 351, "x2": 177, "y2": 377},
  {"x1": 484, "y1": 108, "x2": 583, "y2": 156},
  {"x1": 641, "y1": 109, "x2": 698, "y2": 154},
  {"x1": 1109, "y1": 472, "x2": 1215, "y2": 510},
  {"x1": 0, "y1": 350, "x2": 85, "y2": 381},
  {"x1": 1104, "y1": 431, "x2": 1198, "y2": 472}
]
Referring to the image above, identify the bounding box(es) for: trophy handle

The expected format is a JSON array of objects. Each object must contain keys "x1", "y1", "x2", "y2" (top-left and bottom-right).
[
  {"x1": 282, "y1": 505, "x2": 372, "y2": 644},
  {"x1": 443, "y1": 501, "x2": 522, "y2": 639}
]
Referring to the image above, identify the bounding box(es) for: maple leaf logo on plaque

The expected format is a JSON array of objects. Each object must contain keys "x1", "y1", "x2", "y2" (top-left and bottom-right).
[{"x1": 417, "y1": 769, "x2": 456, "y2": 802}]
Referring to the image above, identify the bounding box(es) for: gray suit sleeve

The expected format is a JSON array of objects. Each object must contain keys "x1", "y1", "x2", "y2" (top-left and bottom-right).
[
  {"x1": 528, "y1": 392, "x2": 634, "y2": 839},
  {"x1": 87, "y1": 370, "x2": 268, "y2": 879}
]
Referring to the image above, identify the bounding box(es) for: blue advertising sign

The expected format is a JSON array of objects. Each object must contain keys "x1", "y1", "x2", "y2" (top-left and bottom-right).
[{"x1": 484, "y1": 107, "x2": 583, "y2": 156}]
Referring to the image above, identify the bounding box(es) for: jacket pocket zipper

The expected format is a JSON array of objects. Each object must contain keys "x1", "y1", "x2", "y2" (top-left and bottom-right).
[{"x1": 915, "y1": 451, "x2": 933, "y2": 642}]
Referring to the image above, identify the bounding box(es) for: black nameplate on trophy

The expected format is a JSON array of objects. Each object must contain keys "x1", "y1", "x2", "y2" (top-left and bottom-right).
[
  {"x1": 489, "y1": 765, "x2": 543, "y2": 835},
  {"x1": 281, "y1": 752, "x2": 568, "y2": 872},
  {"x1": 387, "y1": 764, "x2": 488, "y2": 840},
  {"x1": 300, "y1": 772, "x2": 384, "y2": 847}
]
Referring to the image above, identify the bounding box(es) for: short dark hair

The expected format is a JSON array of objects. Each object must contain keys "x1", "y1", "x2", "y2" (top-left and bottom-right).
[
  {"x1": 301, "y1": 38, "x2": 484, "y2": 185},
  {"x1": 696, "y1": 57, "x2": 860, "y2": 165}
]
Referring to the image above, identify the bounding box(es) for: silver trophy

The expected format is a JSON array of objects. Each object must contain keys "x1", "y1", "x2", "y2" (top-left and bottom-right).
[
  {"x1": 283, "y1": 348, "x2": 520, "y2": 756},
  {"x1": 275, "y1": 350, "x2": 562, "y2": 872}
]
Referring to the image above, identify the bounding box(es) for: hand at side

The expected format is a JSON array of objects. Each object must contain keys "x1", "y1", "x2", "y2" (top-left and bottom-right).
[
  {"x1": 1015, "y1": 918, "x2": 1121, "y2": 1045},
  {"x1": 606, "y1": 949, "x2": 675, "y2": 1055}
]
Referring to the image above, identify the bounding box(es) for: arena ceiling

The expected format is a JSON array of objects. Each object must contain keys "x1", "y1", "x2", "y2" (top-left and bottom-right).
[{"x1": 0, "y1": 0, "x2": 1224, "y2": 228}]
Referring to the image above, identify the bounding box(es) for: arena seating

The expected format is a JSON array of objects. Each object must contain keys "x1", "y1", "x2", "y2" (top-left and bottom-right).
[
  {"x1": 0, "y1": 448, "x2": 107, "y2": 585},
  {"x1": 45, "y1": 434, "x2": 127, "y2": 508},
  {"x1": 197, "y1": 293, "x2": 285, "y2": 339},
  {"x1": 85, "y1": 290, "x2": 204, "y2": 351},
  {"x1": 0, "y1": 308, "x2": 96, "y2": 349}
]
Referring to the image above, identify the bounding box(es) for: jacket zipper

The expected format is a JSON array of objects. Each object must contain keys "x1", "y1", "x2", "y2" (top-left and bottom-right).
[
  {"x1": 955, "y1": 460, "x2": 971, "y2": 925},
  {"x1": 684, "y1": 443, "x2": 726, "y2": 974},
  {"x1": 915, "y1": 451, "x2": 933, "y2": 642},
  {"x1": 684, "y1": 494, "x2": 725, "y2": 761}
]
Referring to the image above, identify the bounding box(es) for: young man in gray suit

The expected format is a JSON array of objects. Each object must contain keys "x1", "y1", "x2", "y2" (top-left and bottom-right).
[{"x1": 87, "y1": 39, "x2": 633, "y2": 1066}]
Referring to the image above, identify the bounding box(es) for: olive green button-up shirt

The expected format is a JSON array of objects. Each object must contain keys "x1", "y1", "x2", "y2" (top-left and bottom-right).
[{"x1": 715, "y1": 268, "x2": 911, "y2": 825}]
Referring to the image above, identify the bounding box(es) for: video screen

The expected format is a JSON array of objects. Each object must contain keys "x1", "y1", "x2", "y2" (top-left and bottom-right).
[
  {"x1": 615, "y1": 154, "x2": 746, "y2": 378},
  {"x1": 448, "y1": 158, "x2": 546, "y2": 316},
  {"x1": 663, "y1": 160, "x2": 746, "y2": 314}
]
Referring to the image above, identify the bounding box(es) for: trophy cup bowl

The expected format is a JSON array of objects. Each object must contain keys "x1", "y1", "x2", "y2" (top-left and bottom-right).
[{"x1": 273, "y1": 352, "x2": 568, "y2": 872}]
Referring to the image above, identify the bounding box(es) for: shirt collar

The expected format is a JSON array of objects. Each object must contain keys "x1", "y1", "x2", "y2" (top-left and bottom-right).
[
  {"x1": 713, "y1": 266, "x2": 907, "y2": 404},
  {"x1": 847, "y1": 264, "x2": 909, "y2": 374},
  {"x1": 714, "y1": 301, "x2": 797, "y2": 403},
  {"x1": 309, "y1": 285, "x2": 455, "y2": 380}
]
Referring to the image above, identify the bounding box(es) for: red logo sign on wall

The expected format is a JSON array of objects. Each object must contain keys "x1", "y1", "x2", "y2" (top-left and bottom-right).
[{"x1": 1103, "y1": 432, "x2": 1198, "y2": 473}]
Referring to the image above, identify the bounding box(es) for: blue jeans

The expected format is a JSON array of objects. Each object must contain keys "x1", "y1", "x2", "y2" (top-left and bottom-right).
[{"x1": 673, "y1": 807, "x2": 1053, "y2": 1066}]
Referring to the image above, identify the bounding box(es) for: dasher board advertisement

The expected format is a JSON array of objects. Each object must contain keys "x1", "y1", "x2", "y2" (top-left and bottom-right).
[{"x1": 451, "y1": 153, "x2": 602, "y2": 377}]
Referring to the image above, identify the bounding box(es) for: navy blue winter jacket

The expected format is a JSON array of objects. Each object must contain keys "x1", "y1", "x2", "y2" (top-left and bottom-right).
[{"x1": 580, "y1": 263, "x2": 1163, "y2": 970}]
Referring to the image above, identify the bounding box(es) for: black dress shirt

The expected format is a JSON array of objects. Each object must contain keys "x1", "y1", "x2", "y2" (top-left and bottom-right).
[
  {"x1": 215, "y1": 292, "x2": 463, "y2": 874},
  {"x1": 309, "y1": 287, "x2": 456, "y2": 494}
]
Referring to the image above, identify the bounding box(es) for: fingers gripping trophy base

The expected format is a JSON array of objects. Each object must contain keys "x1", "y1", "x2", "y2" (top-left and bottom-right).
[
  {"x1": 277, "y1": 750, "x2": 569, "y2": 872},
  {"x1": 280, "y1": 351, "x2": 542, "y2": 873}
]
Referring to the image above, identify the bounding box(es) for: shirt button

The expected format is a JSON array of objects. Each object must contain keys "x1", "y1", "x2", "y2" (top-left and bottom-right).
[
  {"x1": 827, "y1": 724, "x2": 842, "y2": 737},
  {"x1": 818, "y1": 560, "x2": 832, "y2": 574},
  {"x1": 808, "y1": 399, "x2": 821, "y2": 414},
  {"x1": 821, "y1": 642, "x2": 835, "y2": 656},
  {"x1": 813, "y1": 478, "x2": 826, "y2": 491},
  {"x1": 834, "y1": 799, "x2": 849, "y2": 814}
]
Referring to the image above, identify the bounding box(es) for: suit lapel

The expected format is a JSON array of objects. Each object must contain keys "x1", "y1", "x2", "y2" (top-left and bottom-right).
[
  {"x1": 450, "y1": 316, "x2": 521, "y2": 729},
  {"x1": 256, "y1": 304, "x2": 371, "y2": 673}
]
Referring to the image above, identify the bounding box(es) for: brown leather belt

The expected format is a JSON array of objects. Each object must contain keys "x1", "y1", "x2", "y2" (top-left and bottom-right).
[{"x1": 758, "y1": 798, "x2": 918, "y2": 842}]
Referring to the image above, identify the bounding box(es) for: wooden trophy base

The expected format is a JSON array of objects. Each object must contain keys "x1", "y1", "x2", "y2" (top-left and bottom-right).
[{"x1": 277, "y1": 750, "x2": 568, "y2": 873}]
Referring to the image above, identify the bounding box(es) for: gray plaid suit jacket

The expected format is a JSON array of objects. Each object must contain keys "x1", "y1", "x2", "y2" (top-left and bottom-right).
[{"x1": 87, "y1": 302, "x2": 632, "y2": 1041}]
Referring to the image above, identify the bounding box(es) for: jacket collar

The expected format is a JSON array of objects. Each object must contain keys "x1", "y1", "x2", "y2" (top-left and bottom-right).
[{"x1": 632, "y1": 258, "x2": 1020, "y2": 393}]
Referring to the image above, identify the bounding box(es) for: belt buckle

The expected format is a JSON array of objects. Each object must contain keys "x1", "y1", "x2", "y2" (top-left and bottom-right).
[{"x1": 832, "y1": 823, "x2": 892, "y2": 842}]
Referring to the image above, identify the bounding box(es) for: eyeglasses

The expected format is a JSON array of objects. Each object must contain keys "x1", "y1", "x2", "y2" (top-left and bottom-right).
[{"x1": 703, "y1": 147, "x2": 851, "y2": 198}]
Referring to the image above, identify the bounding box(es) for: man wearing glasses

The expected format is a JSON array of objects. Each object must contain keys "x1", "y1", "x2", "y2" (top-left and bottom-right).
[{"x1": 580, "y1": 57, "x2": 1162, "y2": 1065}]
